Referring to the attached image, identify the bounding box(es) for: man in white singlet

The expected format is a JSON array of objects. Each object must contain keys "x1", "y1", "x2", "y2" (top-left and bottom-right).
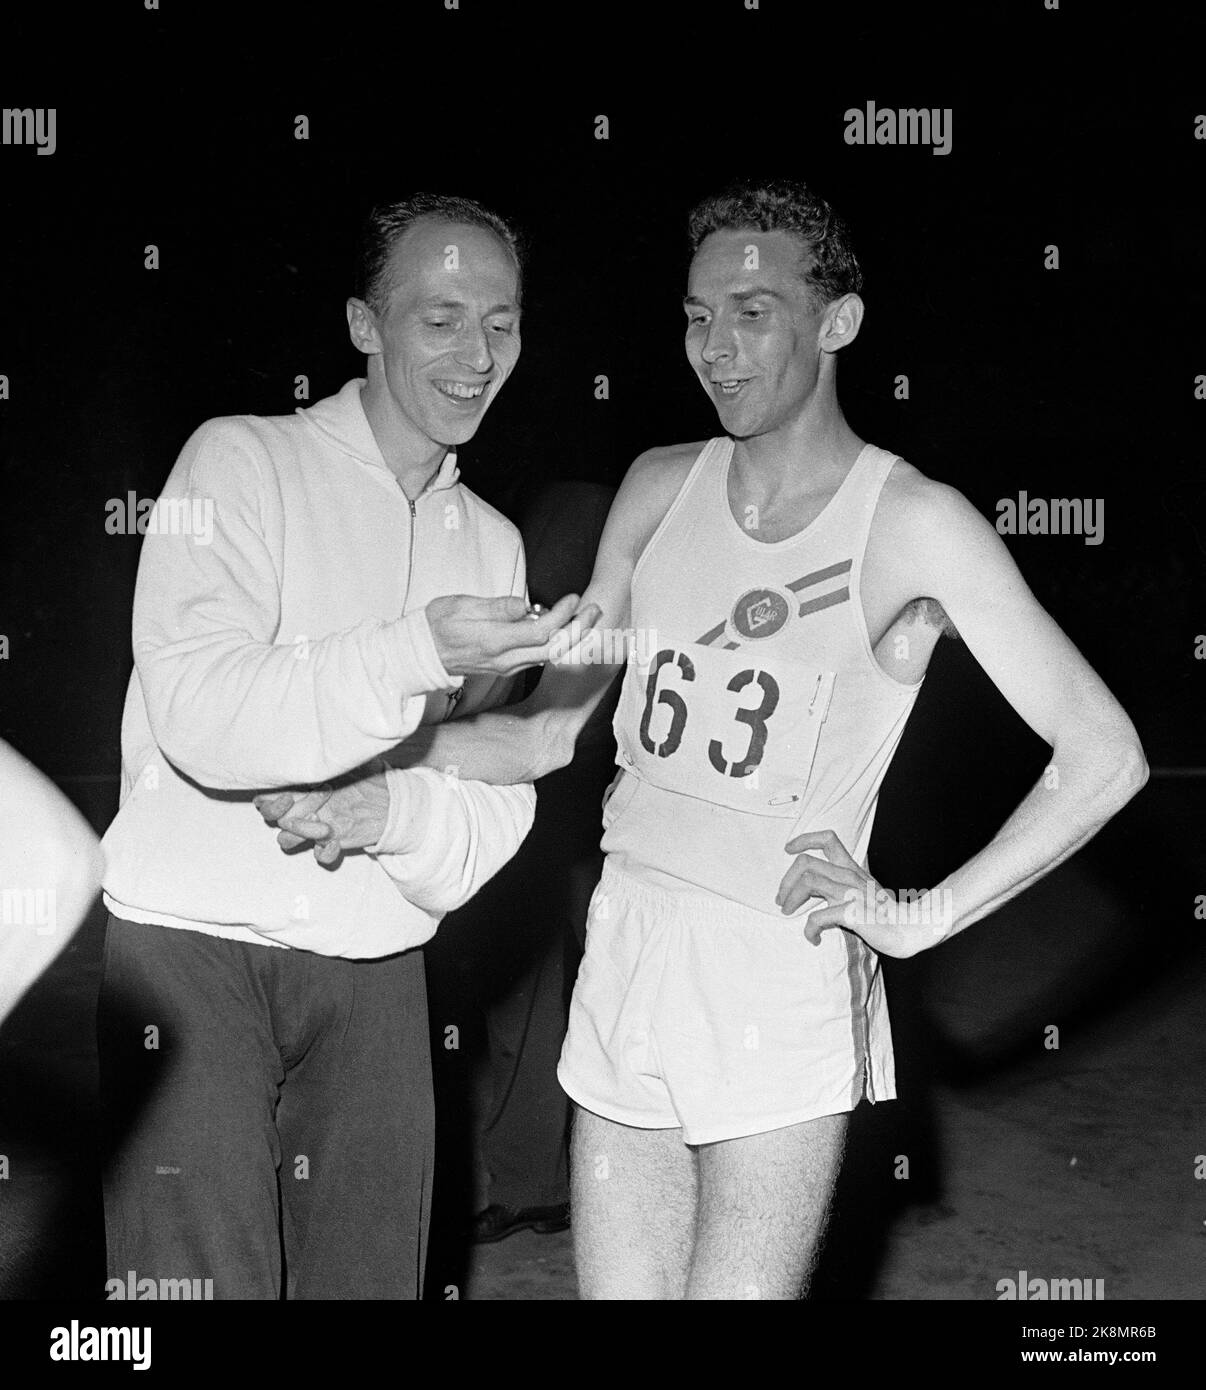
[{"x1": 260, "y1": 179, "x2": 1147, "y2": 1299}]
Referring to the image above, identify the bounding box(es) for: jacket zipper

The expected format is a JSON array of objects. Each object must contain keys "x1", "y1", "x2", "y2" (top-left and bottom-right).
[
  {"x1": 405, "y1": 483, "x2": 462, "y2": 719},
  {"x1": 404, "y1": 493, "x2": 417, "y2": 598}
]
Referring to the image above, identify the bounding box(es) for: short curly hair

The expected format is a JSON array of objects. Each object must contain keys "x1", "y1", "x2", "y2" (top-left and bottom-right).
[
  {"x1": 687, "y1": 178, "x2": 863, "y2": 307},
  {"x1": 355, "y1": 193, "x2": 523, "y2": 314}
]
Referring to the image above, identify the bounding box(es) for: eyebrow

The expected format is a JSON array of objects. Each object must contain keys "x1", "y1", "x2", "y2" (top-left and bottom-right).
[
  {"x1": 419, "y1": 297, "x2": 519, "y2": 315},
  {"x1": 682, "y1": 287, "x2": 785, "y2": 308}
]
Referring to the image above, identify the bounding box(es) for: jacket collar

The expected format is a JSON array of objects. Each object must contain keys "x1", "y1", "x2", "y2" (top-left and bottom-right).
[{"x1": 298, "y1": 379, "x2": 461, "y2": 493}]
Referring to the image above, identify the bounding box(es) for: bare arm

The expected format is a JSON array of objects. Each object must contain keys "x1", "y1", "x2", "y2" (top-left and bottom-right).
[
  {"x1": 382, "y1": 448, "x2": 692, "y2": 784},
  {"x1": 781, "y1": 479, "x2": 1147, "y2": 953},
  {"x1": 382, "y1": 615, "x2": 625, "y2": 784},
  {"x1": 912, "y1": 483, "x2": 1146, "y2": 934}
]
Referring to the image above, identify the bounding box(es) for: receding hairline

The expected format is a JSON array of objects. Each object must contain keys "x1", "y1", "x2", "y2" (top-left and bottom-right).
[{"x1": 375, "y1": 214, "x2": 522, "y2": 305}]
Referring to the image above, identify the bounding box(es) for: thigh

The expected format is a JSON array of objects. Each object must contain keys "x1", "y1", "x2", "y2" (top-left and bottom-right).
[
  {"x1": 277, "y1": 946, "x2": 434, "y2": 1301},
  {"x1": 570, "y1": 1104, "x2": 697, "y2": 1300},
  {"x1": 97, "y1": 918, "x2": 284, "y2": 1299},
  {"x1": 689, "y1": 1112, "x2": 849, "y2": 1300}
]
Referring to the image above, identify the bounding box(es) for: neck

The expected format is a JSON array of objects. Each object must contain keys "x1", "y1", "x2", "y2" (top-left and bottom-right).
[
  {"x1": 359, "y1": 374, "x2": 448, "y2": 498},
  {"x1": 731, "y1": 378, "x2": 860, "y2": 496}
]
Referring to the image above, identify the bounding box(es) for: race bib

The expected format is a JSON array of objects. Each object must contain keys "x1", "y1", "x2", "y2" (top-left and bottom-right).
[{"x1": 613, "y1": 639, "x2": 835, "y2": 818}]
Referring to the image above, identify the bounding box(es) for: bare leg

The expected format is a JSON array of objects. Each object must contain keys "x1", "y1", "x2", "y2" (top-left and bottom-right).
[
  {"x1": 686, "y1": 1112, "x2": 848, "y2": 1300},
  {"x1": 570, "y1": 1104, "x2": 697, "y2": 1299}
]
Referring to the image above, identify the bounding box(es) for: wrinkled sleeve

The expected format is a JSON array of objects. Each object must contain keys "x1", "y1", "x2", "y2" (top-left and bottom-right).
[
  {"x1": 367, "y1": 769, "x2": 536, "y2": 915},
  {"x1": 368, "y1": 533, "x2": 535, "y2": 914},
  {"x1": 133, "y1": 420, "x2": 457, "y2": 790}
]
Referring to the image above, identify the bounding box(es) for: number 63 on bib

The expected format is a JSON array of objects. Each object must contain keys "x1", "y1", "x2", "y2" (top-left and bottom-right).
[{"x1": 614, "y1": 641, "x2": 836, "y2": 819}]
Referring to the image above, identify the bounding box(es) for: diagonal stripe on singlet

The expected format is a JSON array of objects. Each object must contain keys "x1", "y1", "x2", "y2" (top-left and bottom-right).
[
  {"x1": 785, "y1": 559, "x2": 852, "y2": 593},
  {"x1": 797, "y1": 587, "x2": 850, "y2": 618},
  {"x1": 694, "y1": 559, "x2": 855, "y2": 646}
]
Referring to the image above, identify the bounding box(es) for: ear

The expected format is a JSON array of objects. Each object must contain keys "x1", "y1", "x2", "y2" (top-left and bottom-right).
[
  {"x1": 818, "y1": 292, "x2": 864, "y2": 355},
  {"x1": 346, "y1": 297, "x2": 382, "y2": 357}
]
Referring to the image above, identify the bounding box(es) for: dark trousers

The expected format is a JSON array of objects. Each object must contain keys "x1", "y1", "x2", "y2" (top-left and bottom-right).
[
  {"x1": 478, "y1": 910, "x2": 577, "y2": 1210},
  {"x1": 467, "y1": 819, "x2": 597, "y2": 1212},
  {"x1": 97, "y1": 916, "x2": 433, "y2": 1300}
]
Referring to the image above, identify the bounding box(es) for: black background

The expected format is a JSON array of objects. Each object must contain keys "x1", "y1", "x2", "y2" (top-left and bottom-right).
[{"x1": 0, "y1": 0, "x2": 1203, "y2": 1332}]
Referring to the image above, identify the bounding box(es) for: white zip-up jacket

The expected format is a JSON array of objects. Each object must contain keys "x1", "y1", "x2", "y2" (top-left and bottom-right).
[{"x1": 101, "y1": 379, "x2": 535, "y2": 958}]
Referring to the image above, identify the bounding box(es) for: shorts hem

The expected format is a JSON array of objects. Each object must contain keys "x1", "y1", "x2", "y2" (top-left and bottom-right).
[
  {"x1": 560, "y1": 1071, "x2": 898, "y2": 1146},
  {"x1": 679, "y1": 1098, "x2": 864, "y2": 1146},
  {"x1": 559, "y1": 1073, "x2": 680, "y2": 1133}
]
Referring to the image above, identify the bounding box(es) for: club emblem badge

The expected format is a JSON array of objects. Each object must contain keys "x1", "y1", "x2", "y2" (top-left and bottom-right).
[{"x1": 729, "y1": 587, "x2": 792, "y2": 641}]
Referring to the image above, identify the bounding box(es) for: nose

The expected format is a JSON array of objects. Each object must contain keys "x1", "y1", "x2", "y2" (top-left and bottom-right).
[
  {"x1": 454, "y1": 323, "x2": 493, "y2": 374},
  {"x1": 700, "y1": 318, "x2": 734, "y2": 365}
]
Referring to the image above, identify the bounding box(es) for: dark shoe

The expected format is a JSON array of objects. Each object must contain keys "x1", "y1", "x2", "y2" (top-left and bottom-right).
[{"x1": 470, "y1": 1202, "x2": 571, "y2": 1245}]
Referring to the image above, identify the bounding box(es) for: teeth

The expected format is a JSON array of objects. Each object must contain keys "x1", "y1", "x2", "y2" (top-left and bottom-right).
[{"x1": 436, "y1": 381, "x2": 486, "y2": 399}]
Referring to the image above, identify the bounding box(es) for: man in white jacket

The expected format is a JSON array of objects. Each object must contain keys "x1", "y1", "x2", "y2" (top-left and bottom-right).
[{"x1": 98, "y1": 193, "x2": 591, "y2": 1300}]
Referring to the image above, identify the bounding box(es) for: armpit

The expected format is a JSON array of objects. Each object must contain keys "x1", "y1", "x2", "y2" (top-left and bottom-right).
[{"x1": 904, "y1": 596, "x2": 960, "y2": 639}]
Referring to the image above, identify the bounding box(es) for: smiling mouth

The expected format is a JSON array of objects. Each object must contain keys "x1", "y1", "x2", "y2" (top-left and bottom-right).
[
  {"x1": 433, "y1": 380, "x2": 489, "y2": 403},
  {"x1": 713, "y1": 378, "x2": 751, "y2": 397}
]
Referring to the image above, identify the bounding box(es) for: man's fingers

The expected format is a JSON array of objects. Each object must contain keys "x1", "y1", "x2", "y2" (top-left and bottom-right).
[
  {"x1": 550, "y1": 604, "x2": 606, "y2": 664},
  {"x1": 434, "y1": 592, "x2": 612, "y2": 674},
  {"x1": 277, "y1": 815, "x2": 335, "y2": 842},
  {"x1": 474, "y1": 595, "x2": 530, "y2": 622},
  {"x1": 778, "y1": 869, "x2": 860, "y2": 918},
  {"x1": 267, "y1": 790, "x2": 334, "y2": 843},
  {"x1": 775, "y1": 854, "x2": 849, "y2": 909},
  {"x1": 285, "y1": 788, "x2": 334, "y2": 820},
  {"x1": 255, "y1": 791, "x2": 302, "y2": 824},
  {"x1": 277, "y1": 825, "x2": 340, "y2": 862},
  {"x1": 465, "y1": 594, "x2": 584, "y2": 669},
  {"x1": 783, "y1": 828, "x2": 859, "y2": 870},
  {"x1": 269, "y1": 789, "x2": 333, "y2": 850},
  {"x1": 573, "y1": 603, "x2": 605, "y2": 638},
  {"x1": 522, "y1": 593, "x2": 579, "y2": 638},
  {"x1": 802, "y1": 904, "x2": 850, "y2": 945}
]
